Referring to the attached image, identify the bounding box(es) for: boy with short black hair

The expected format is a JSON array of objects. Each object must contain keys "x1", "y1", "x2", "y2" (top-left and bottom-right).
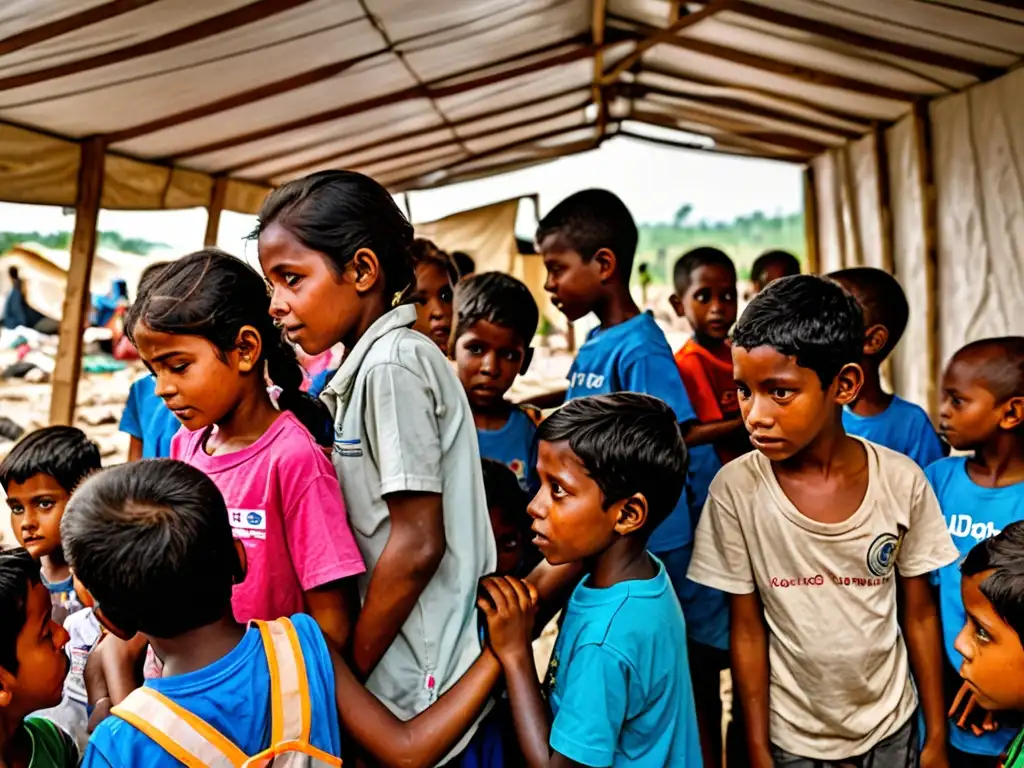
[
  {"x1": 0, "y1": 426, "x2": 101, "y2": 623},
  {"x1": 454, "y1": 272, "x2": 541, "y2": 494},
  {"x1": 688, "y1": 274, "x2": 958, "y2": 767},
  {"x1": 67, "y1": 459, "x2": 528, "y2": 768},
  {"x1": 749, "y1": 249, "x2": 800, "y2": 294},
  {"x1": 536, "y1": 189, "x2": 709, "y2": 610},
  {"x1": 0, "y1": 547, "x2": 77, "y2": 767},
  {"x1": 831, "y1": 266, "x2": 945, "y2": 468},
  {"x1": 483, "y1": 392, "x2": 701, "y2": 766},
  {"x1": 927, "y1": 337, "x2": 1024, "y2": 765},
  {"x1": 955, "y1": 521, "x2": 1024, "y2": 767},
  {"x1": 670, "y1": 246, "x2": 747, "y2": 766}
]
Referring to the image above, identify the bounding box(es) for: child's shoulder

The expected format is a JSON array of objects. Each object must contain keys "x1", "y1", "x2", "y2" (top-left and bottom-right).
[
  {"x1": 708, "y1": 449, "x2": 768, "y2": 499},
  {"x1": 263, "y1": 413, "x2": 334, "y2": 473},
  {"x1": 515, "y1": 403, "x2": 543, "y2": 428}
]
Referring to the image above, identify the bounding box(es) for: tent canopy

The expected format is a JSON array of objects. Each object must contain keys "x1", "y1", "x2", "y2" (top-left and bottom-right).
[{"x1": 2, "y1": 0, "x2": 1023, "y2": 213}]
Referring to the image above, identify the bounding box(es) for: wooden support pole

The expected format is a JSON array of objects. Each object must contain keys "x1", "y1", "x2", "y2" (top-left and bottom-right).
[
  {"x1": 913, "y1": 102, "x2": 940, "y2": 421},
  {"x1": 874, "y1": 125, "x2": 896, "y2": 394},
  {"x1": 204, "y1": 176, "x2": 228, "y2": 247},
  {"x1": 50, "y1": 137, "x2": 105, "y2": 426},
  {"x1": 803, "y1": 165, "x2": 820, "y2": 275}
]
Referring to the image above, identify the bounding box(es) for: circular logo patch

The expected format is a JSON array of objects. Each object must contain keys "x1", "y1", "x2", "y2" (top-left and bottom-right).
[{"x1": 866, "y1": 533, "x2": 899, "y2": 577}]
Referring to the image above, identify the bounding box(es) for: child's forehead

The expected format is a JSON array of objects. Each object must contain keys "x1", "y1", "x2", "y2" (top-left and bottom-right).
[
  {"x1": 733, "y1": 345, "x2": 810, "y2": 378},
  {"x1": 537, "y1": 232, "x2": 582, "y2": 260},
  {"x1": 461, "y1": 319, "x2": 526, "y2": 347},
  {"x1": 5, "y1": 472, "x2": 70, "y2": 497},
  {"x1": 687, "y1": 262, "x2": 736, "y2": 287}
]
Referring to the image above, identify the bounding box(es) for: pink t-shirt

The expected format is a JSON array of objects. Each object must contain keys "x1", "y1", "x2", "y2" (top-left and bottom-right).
[{"x1": 171, "y1": 411, "x2": 365, "y2": 623}]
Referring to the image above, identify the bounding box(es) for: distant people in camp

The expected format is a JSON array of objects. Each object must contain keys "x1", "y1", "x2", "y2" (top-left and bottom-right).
[
  {"x1": 2, "y1": 266, "x2": 59, "y2": 334},
  {"x1": 90, "y1": 278, "x2": 128, "y2": 329}
]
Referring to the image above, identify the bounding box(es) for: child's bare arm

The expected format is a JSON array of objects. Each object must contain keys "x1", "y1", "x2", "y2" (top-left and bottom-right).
[
  {"x1": 305, "y1": 578, "x2": 360, "y2": 653},
  {"x1": 333, "y1": 577, "x2": 537, "y2": 768},
  {"x1": 680, "y1": 417, "x2": 744, "y2": 448},
  {"x1": 350, "y1": 491, "x2": 444, "y2": 679},
  {"x1": 524, "y1": 559, "x2": 583, "y2": 637},
  {"x1": 99, "y1": 633, "x2": 148, "y2": 704},
  {"x1": 900, "y1": 574, "x2": 949, "y2": 766},
  {"x1": 85, "y1": 638, "x2": 111, "y2": 733},
  {"x1": 731, "y1": 591, "x2": 773, "y2": 768},
  {"x1": 127, "y1": 436, "x2": 143, "y2": 462}
]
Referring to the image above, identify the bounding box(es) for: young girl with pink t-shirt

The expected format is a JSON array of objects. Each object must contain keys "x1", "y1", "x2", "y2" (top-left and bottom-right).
[{"x1": 125, "y1": 249, "x2": 365, "y2": 646}]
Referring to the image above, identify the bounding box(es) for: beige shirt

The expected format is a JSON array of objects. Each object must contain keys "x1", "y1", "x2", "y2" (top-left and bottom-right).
[
  {"x1": 687, "y1": 439, "x2": 958, "y2": 760},
  {"x1": 321, "y1": 305, "x2": 496, "y2": 764}
]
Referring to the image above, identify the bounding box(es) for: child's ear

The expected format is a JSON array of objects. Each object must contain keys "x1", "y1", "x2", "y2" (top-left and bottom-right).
[
  {"x1": 350, "y1": 248, "x2": 382, "y2": 295},
  {"x1": 593, "y1": 247, "x2": 617, "y2": 284},
  {"x1": 668, "y1": 293, "x2": 685, "y2": 318},
  {"x1": 613, "y1": 494, "x2": 648, "y2": 537},
  {"x1": 1001, "y1": 397, "x2": 1024, "y2": 430},
  {"x1": 520, "y1": 347, "x2": 534, "y2": 376},
  {"x1": 0, "y1": 667, "x2": 15, "y2": 709},
  {"x1": 234, "y1": 326, "x2": 263, "y2": 374},
  {"x1": 233, "y1": 539, "x2": 248, "y2": 584},
  {"x1": 863, "y1": 324, "x2": 889, "y2": 357},
  {"x1": 834, "y1": 362, "x2": 864, "y2": 406}
]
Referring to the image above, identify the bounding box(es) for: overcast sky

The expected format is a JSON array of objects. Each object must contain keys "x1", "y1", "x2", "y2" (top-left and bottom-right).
[{"x1": 0, "y1": 133, "x2": 803, "y2": 258}]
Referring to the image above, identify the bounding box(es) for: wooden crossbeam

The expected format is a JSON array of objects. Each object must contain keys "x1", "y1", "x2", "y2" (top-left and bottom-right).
[
  {"x1": 0, "y1": 0, "x2": 319, "y2": 93},
  {"x1": 0, "y1": 0, "x2": 159, "y2": 57},
  {"x1": 730, "y1": 1, "x2": 1002, "y2": 80},
  {"x1": 631, "y1": 106, "x2": 827, "y2": 155}
]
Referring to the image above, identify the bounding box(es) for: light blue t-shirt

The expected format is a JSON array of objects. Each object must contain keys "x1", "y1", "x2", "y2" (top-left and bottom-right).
[
  {"x1": 119, "y1": 375, "x2": 181, "y2": 459},
  {"x1": 843, "y1": 396, "x2": 945, "y2": 468},
  {"x1": 566, "y1": 312, "x2": 704, "y2": 552},
  {"x1": 477, "y1": 406, "x2": 539, "y2": 495},
  {"x1": 926, "y1": 457, "x2": 1024, "y2": 757},
  {"x1": 545, "y1": 557, "x2": 700, "y2": 767},
  {"x1": 82, "y1": 615, "x2": 342, "y2": 767}
]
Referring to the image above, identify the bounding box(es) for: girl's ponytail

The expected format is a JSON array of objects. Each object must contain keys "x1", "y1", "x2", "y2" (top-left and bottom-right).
[{"x1": 262, "y1": 326, "x2": 333, "y2": 447}]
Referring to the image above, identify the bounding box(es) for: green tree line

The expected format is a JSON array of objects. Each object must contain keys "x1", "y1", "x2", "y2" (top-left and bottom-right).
[{"x1": 0, "y1": 230, "x2": 167, "y2": 256}]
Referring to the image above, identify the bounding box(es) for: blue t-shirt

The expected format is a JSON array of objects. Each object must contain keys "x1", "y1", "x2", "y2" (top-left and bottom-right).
[
  {"x1": 544, "y1": 557, "x2": 700, "y2": 767},
  {"x1": 309, "y1": 367, "x2": 338, "y2": 399},
  {"x1": 82, "y1": 615, "x2": 342, "y2": 767},
  {"x1": 119, "y1": 376, "x2": 180, "y2": 459},
  {"x1": 927, "y1": 457, "x2": 1024, "y2": 757},
  {"x1": 843, "y1": 396, "x2": 946, "y2": 468},
  {"x1": 477, "y1": 406, "x2": 539, "y2": 495},
  {"x1": 566, "y1": 312, "x2": 703, "y2": 552}
]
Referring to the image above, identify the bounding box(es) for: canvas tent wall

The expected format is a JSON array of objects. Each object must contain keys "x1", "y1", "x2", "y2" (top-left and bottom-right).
[{"x1": 2, "y1": 0, "x2": 1024, "y2": 423}]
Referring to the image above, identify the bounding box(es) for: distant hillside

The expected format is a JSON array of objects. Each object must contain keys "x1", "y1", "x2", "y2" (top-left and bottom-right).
[
  {"x1": 635, "y1": 210, "x2": 805, "y2": 284},
  {"x1": 0, "y1": 230, "x2": 167, "y2": 256}
]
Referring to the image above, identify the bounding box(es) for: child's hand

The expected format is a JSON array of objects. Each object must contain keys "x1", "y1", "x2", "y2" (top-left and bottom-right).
[
  {"x1": 949, "y1": 681, "x2": 1000, "y2": 735},
  {"x1": 477, "y1": 576, "x2": 538, "y2": 664}
]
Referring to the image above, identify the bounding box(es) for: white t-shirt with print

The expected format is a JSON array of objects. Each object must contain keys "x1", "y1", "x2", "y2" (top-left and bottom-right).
[
  {"x1": 687, "y1": 438, "x2": 958, "y2": 760},
  {"x1": 321, "y1": 304, "x2": 497, "y2": 764}
]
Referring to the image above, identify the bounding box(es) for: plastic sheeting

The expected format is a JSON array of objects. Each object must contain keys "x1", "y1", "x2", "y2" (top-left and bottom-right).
[{"x1": 932, "y1": 67, "x2": 1024, "y2": 371}]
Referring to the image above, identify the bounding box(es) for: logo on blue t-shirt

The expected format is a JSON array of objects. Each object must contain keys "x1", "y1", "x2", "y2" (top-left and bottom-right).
[{"x1": 948, "y1": 514, "x2": 1001, "y2": 542}]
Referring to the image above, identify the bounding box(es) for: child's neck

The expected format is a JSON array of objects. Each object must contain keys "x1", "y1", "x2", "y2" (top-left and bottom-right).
[
  {"x1": 148, "y1": 614, "x2": 246, "y2": 678},
  {"x1": 0, "y1": 716, "x2": 31, "y2": 768},
  {"x1": 40, "y1": 551, "x2": 69, "y2": 585},
  {"x1": 968, "y1": 433, "x2": 1024, "y2": 488},
  {"x1": 341, "y1": 292, "x2": 390, "y2": 354},
  {"x1": 693, "y1": 332, "x2": 730, "y2": 360},
  {"x1": 588, "y1": 536, "x2": 656, "y2": 589},
  {"x1": 848, "y1": 362, "x2": 893, "y2": 417},
  {"x1": 472, "y1": 402, "x2": 512, "y2": 431},
  {"x1": 207, "y1": 384, "x2": 281, "y2": 456},
  {"x1": 778, "y1": 415, "x2": 858, "y2": 475},
  {"x1": 594, "y1": 284, "x2": 640, "y2": 329}
]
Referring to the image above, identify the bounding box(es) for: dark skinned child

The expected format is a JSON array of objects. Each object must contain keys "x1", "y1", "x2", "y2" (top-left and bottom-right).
[
  {"x1": 483, "y1": 393, "x2": 701, "y2": 768},
  {"x1": 688, "y1": 275, "x2": 957, "y2": 768},
  {"x1": 831, "y1": 267, "x2": 945, "y2": 468},
  {"x1": 749, "y1": 249, "x2": 800, "y2": 296},
  {"x1": 954, "y1": 522, "x2": 1024, "y2": 768},
  {"x1": 670, "y1": 246, "x2": 749, "y2": 766},
  {"x1": 454, "y1": 272, "x2": 542, "y2": 496},
  {"x1": 0, "y1": 549, "x2": 76, "y2": 768},
  {"x1": 927, "y1": 337, "x2": 1024, "y2": 766},
  {"x1": 66, "y1": 460, "x2": 536, "y2": 768}
]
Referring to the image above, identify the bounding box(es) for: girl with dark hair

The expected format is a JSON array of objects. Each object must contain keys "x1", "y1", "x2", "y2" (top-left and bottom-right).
[
  {"x1": 123, "y1": 248, "x2": 365, "y2": 649},
  {"x1": 409, "y1": 238, "x2": 459, "y2": 353},
  {"x1": 255, "y1": 170, "x2": 499, "y2": 765}
]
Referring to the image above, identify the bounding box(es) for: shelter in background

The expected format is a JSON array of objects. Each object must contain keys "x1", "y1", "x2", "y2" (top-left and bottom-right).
[
  {"x1": 1, "y1": 0, "x2": 1024, "y2": 422},
  {"x1": 414, "y1": 197, "x2": 564, "y2": 333}
]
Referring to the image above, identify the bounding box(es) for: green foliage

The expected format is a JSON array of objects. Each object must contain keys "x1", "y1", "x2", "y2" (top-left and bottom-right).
[
  {"x1": 635, "y1": 210, "x2": 805, "y2": 285},
  {"x1": 0, "y1": 230, "x2": 167, "y2": 256}
]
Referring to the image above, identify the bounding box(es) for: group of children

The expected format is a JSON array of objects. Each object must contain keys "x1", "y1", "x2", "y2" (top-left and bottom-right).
[{"x1": 2, "y1": 171, "x2": 1024, "y2": 768}]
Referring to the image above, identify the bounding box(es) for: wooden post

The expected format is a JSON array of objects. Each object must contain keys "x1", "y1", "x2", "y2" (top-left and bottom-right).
[
  {"x1": 803, "y1": 165, "x2": 820, "y2": 275},
  {"x1": 50, "y1": 137, "x2": 105, "y2": 426},
  {"x1": 913, "y1": 102, "x2": 940, "y2": 421},
  {"x1": 874, "y1": 125, "x2": 897, "y2": 395},
  {"x1": 204, "y1": 176, "x2": 228, "y2": 247}
]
